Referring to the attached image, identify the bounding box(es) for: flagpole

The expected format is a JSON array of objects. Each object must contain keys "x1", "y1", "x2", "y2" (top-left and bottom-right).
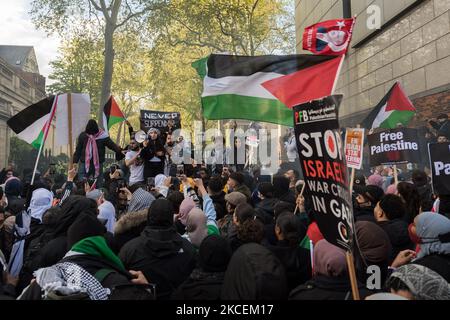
[
  {"x1": 346, "y1": 251, "x2": 361, "y2": 300},
  {"x1": 31, "y1": 96, "x2": 58, "y2": 186},
  {"x1": 68, "y1": 93, "x2": 74, "y2": 170}
]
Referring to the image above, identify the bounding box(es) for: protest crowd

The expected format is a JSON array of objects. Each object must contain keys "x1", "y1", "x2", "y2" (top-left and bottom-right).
[{"x1": 0, "y1": 110, "x2": 448, "y2": 301}]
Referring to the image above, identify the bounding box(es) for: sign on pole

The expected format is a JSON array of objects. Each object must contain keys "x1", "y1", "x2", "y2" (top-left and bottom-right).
[
  {"x1": 428, "y1": 142, "x2": 450, "y2": 196},
  {"x1": 367, "y1": 128, "x2": 421, "y2": 167},
  {"x1": 293, "y1": 95, "x2": 354, "y2": 251},
  {"x1": 345, "y1": 128, "x2": 365, "y2": 170}
]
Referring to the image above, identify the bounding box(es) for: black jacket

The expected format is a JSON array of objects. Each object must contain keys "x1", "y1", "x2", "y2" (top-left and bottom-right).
[
  {"x1": 266, "y1": 240, "x2": 312, "y2": 291},
  {"x1": 378, "y1": 219, "x2": 414, "y2": 263},
  {"x1": 73, "y1": 132, "x2": 123, "y2": 164},
  {"x1": 171, "y1": 269, "x2": 225, "y2": 300},
  {"x1": 5, "y1": 196, "x2": 25, "y2": 216},
  {"x1": 414, "y1": 254, "x2": 450, "y2": 283},
  {"x1": 221, "y1": 243, "x2": 287, "y2": 300},
  {"x1": 289, "y1": 276, "x2": 371, "y2": 300},
  {"x1": 255, "y1": 198, "x2": 278, "y2": 224},
  {"x1": 209, "y1": 192, "x2": 227, "y2": 221},
  {"x1": 119, "y1": 225, "x2": 197, "y2": 300},
  {"x1": 353, "y1": 207, "x2": 376, "y2": 223},
  {"x1": 140, "y1": 138, "x2": 166, "y2": 177}
]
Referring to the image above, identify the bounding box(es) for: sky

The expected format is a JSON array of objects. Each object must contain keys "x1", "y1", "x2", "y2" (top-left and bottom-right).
[{"x1": 0, "y1": 0, "x2": 60, "y2": 82}]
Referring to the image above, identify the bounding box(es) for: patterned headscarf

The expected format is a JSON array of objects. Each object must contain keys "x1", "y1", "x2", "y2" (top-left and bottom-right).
[{"x1": 387, "y1": 264, "x2": 450, "y2": 300}]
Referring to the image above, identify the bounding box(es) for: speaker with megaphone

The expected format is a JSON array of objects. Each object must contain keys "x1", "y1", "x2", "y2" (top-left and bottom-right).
[{"x1": 134, "y1": 130, "x2": 148, "y2": 143}]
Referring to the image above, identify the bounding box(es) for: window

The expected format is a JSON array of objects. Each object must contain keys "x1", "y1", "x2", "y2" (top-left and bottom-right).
[{"x1": 0, "y1": 64, "x2": 13, "y2": 81}]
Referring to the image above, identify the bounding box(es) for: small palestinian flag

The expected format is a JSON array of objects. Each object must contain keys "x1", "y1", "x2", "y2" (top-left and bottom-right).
[
  {"x1": 361, "y1": 82, "x2": 416, "y2": 129},
  {"x1": 7, "y1": 96, "x2": 57, "y2": 149},
  {"x1": 103, "y1": 96, "x2": 125, "y2": 133},
  {"x1": 193, "y1": 54, "x2": 343, "y2": 126}
]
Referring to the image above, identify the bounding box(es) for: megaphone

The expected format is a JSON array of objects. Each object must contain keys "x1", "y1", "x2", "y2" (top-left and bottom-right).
[{"x1": 134, "y1": 130, "x2": 147, "y2": 143}]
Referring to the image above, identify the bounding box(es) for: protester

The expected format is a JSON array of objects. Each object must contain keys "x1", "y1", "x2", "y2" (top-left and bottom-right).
[
  {"x1": 290, "y1": 240, "x2": 369, "y2": 300},
  {"x1": 119, "y1": 199, "x2": 196, "y2": 300},
  {"x1": 266, "y1": 212, "x2": 311, "y2": 291},
  {"x1": 386, "y1": 264, "x2": 450, "y2": 300},
  {"x1": 407, "y1": 212, "x2": 450, "y2": 282},
  {"x1": 396, "y1": 182, "x2": 421, "y2": 224},
  {"x1": 140, "y1": 128, "x2": 166, "y2": 179},
  {"x1": 411, "y1": 170, "x2": 434, "y2": 212},
  {"x1": 254, "y1": 182, "x2": 277, "y2": 224},
  {"x1": 273, "y1": 175, "x2": 296, "y2": 205},
  {"x1": 353, "y1": 185, "x2": 385, "y2": 222},
  {"x1": 374, "y1": 194, "x2": 414, "y2": 262},
  {"x1": 125, "y1": 138, "x2": 144, "y2": 186},
  {"x1": 218, "y1": 192, "x2": 246, "y2": 238},
  {"x1": 86, "y1": 189, "x2": 116, "y2": 234},
  {"x1": 227, "y1": 172, "x2": 251, "y2": 200},
  {"x1": 206, "y1": 176, "x2": 226, "y2": 220},
  {"x1": 221, "y1": 243, "x2": 287, "y2": 300},
  {"x1": 354, "y1": 221, "x2": 392, "y2": 287},
  {"x1": 171, "y1": 235, "x2": 232, "y2": 300},
  {"x1": 228, "y1": 203, "x2": 264, "y2": 252},
  {"x1": 73, "y1": 119, "x2": 124, "y2": 188}
]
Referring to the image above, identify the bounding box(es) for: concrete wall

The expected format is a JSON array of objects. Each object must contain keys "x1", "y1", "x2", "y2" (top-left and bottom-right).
[{"x1": 295, "y1": 0, "x2": 450, "y2": 127}]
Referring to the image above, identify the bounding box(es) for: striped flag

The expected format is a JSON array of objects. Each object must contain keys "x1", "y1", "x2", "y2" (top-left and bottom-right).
[
  {"x1": 103, "y1": 95, "x2": 126, "y2": 133},
  {"x1": 193, "y1": 54, "x2": 343, "y2": 126},
  {"x1": 361, "y1": 82, "x2": 416, "y2": 129},
  {"x1": 7, "y1": 96, "x2": 58, "y2": 149}
]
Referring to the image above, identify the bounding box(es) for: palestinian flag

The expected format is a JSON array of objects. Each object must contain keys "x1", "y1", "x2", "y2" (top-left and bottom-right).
[
  {"x1": 103, "y1": 96, "x2": 125, "y2": 132},
  {"x1": 193, "y1": 54, "x2": 344, "y2": 126},
  {"x1": 361, "y1": 82, "x2": 416, "y2": 129},
  {"x1": 7, "y1": 96, "x2": 57, "y2": 149}
]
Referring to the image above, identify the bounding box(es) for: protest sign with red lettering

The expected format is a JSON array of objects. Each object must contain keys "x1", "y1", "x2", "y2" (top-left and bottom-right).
[
  {"x1": 294, "y1": 95, "x2": 354, "y2": 251},
  {"x1": 345, "y1": 128, "x2": 365, "y2": 170}
]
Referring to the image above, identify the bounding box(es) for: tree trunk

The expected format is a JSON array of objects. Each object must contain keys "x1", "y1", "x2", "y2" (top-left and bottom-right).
[{"x1": 98, "y1": 23, "x2": 115, "y2": 127}]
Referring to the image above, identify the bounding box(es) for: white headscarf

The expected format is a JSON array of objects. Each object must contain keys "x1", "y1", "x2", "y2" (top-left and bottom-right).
[
  {"x1": 98, "y1": 201, "x2": 116, "y2": 234},
  {"x1": 415, "y1": 212, "x2": 450, "y2": 259},
  {"x1": 29, "y1": 188, "x2": 53, "y2": 223},
  {"x1": 155, "y1": 174, "x2": 167, "y2": 190}
]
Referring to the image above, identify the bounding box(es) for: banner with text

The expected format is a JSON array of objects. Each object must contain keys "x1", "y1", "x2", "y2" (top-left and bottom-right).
[
  {"x1": 368, "y1": 128, "x2": 420, "y2": 167},
  {"x1": 140, "y1": 110, "x2": 181, "y2": 132},
  {"x1": 294, "y1": 95, "x2": 354, "y2": 251},
  {"x1": 429, "y1": 142, "x2": 450, "y2": 196},
  {"x1": 345, "y1": 128, "x2": 365, "y2": 170}
]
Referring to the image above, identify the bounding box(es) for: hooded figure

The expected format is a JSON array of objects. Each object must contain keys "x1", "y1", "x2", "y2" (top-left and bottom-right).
[
  {"x1": 386, "y1": 264, "x2": 450, "y2": 300},
  {"x1": 127, "y1": 188, "x2": 155, "y2": 213},
  {"x1": 119, "y1": 199, "x2": 196, "y2": 300},
  {"x1": 272, "y1": 175, "x2": 296, "y2": 205},
  {"x1": 221, "y1": 243, "x2": 287, "y2": 300},
  {"x1": 37, "y1": 196, "x2": 98, "y2": 269},
  {"x1": 290, "y1": 240, "x2": 369, "y2": 300},
  {"x1": 8, "y1": 186, "x2": 54, "y2": 278},
  {"x1": 4, "y1": 178, "x2": 25, "y2": 216},
  {"x1": 413, "y1": 212, "x2": 450, "y2": 282},
  {"x1": 28, "y1": 188, "x2": 53, "y2": 223},
  {"x1": 354, "y1": 221, "x2": 392, "y2": 286},
  {"x1": 171, "y1": 235, "x2": 232, "y2": 300},
  {"x1": 73, "y1": 119, "x2": 124, "y2": 188}
]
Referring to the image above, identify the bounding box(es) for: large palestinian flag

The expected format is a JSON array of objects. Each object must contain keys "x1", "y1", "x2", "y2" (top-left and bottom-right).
[
  {"x1": 7, "y1": 96, "x2": 57, "y2": 149},
  {"x1": 193, "y1": 54, "x2": 344, "y2": 126},
  {"x1": 361, "y1": 82, "x2": 416, "y2": 129},
  {"x1": 103, "y1": 95, "x2": 125, "y2": 133}
]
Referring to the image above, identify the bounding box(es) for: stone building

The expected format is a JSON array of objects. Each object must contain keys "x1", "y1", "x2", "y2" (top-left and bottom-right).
[
  {"x1": 295, "y1": 0, "x2": 450, "y2": 128},
  {"x1": 0, "y1": 45, "x2": 46, "y2": 168}
]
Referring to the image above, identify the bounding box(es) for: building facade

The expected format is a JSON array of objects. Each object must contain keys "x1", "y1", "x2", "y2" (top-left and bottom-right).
[
  {"x1": 0, "y1": 45, "x2": 46, "y2": 168},
  {"x1": 295, "y1": 0, "x2": 450, "y2": 128}
]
